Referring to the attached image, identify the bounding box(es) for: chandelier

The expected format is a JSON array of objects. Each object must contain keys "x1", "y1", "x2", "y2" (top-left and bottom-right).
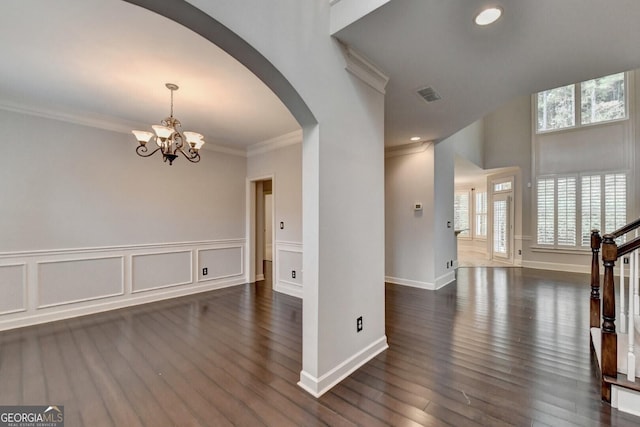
[{"x1": 132, "y1": 83, "x2": 205, "y2": 165}]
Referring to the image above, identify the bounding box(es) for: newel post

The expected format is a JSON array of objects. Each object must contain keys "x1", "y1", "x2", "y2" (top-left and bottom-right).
[
  {"x1": 590, "y1": 230, "x2": 602, "y2": 329},
  {"x1": 600, "y1": 234, "x2": 618, "y2": 402}
]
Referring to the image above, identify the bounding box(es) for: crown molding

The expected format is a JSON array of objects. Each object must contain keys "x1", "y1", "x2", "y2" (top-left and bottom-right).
[
  {"x1": 203, "y1": 143, "x2": 246, "y2": 157},
  {"x1": 340, "y1": 43, "x2": 389, "y2": 95},
  {"x1": 247, "y1": 129, "x2": 303, "y2": 157},
  {"x1": 385, "y1": 141, "x2": 434, "y2": 158},
  {"x1": 0, "y1": 100, "x2": 137, "y2": 134},
  {"x1": 0, "y1": 100, "x2": 246, "y2": 157}
]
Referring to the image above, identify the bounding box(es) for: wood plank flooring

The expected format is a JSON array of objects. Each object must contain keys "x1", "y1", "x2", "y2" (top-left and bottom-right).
[{"x1": 1, "y1": 266, "x2": 639, "y2": 426}]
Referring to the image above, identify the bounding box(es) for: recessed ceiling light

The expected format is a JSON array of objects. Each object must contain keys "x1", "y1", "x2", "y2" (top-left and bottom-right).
[
  {"x1": 410, "y1": 136, "x2": 421, "y2": 141},
  {"x1": 475, "y1": 7, "x2": 502, "y2": 26}
]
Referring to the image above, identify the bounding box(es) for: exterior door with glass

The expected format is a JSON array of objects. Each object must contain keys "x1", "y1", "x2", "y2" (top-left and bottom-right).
[{"x1": 493, "y1": 193, "x2": 513, "y2": 262}]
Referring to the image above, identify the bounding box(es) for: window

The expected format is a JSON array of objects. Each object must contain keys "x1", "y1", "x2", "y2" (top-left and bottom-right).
[
  {"x1": 537, "y1": 178, "x2": 555, "y2": 245},
  {"x1": 604, "y1": 174, "x2": 627, "y2": 237},
  {"x1": 556, "y1": 177, "x2": 576, "y2": 246},
  {"x1": 537, "y1": 84, "x2": 575, "y2": 131},
  {"x1": 581, "y1": 73, "x2": 625, "y2": 125},
  {"x1": 454, "y1": 192, "x2": 470, "y2": 237},
  {"x1": 580, "y1": 176, "x2": 601, "y2": 246},
  {"x1": 494, "y1": 181, "x2": 512, "y2": 192},
  {"x1": 537, "y1": 173, "x2": 627, "y2": 247},
  {"x1": 536, "y1": 72, "x2": 626, "y2": 133},
  {"x1": 474, "y1": 191, "x2": 487, "y2": 238}
]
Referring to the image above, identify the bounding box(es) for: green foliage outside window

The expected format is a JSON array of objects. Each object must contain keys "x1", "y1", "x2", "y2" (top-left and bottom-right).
[{"x1": 536, "y1": 72, "x2": 626, "y2": 132}]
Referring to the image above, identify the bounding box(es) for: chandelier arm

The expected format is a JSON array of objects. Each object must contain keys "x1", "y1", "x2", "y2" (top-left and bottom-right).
[
  {"x1": 177, "y1": 147, "x2": 201, "y2": 163},
  {"x1": 136, "y1": 145, "x2": 162, "y2": 158},
  {"x1": 174, "y1": 133, "x2": 185, "y2": 150}
]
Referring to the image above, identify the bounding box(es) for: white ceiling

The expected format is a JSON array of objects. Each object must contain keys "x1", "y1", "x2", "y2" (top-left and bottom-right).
[
  {"x1": 334, "y1": 0, "x2": 640, "y2": 147},
  {"x1": 0, "y1": 0, "x2": 300, "y2": 150},
  {"x1": 4, "y1": 0, "x2": 640, "y2": 155}
]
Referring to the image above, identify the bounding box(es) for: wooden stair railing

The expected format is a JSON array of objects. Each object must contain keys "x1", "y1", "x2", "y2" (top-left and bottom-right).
[
  {"x1": 591, "y1": 222, "x2": 640, "y2": 403},
  {"x1": 591, "y1": 230, "x2": 602, "y2": 331}
]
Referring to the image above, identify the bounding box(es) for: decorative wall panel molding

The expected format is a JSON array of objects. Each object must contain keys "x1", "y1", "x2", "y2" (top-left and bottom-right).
[
  {"x1": 197, "y1": 245, "x2": 244, "y2": 282},
  {"x1": 131, "y1": 251, "x2": 192, "y2": 293},
  {"x1": 275, "y1": 241, "x2": 302, "y2": 298},
  {"x1": 0, "y1": 263, "x2": 26, "y2": 315},
  {"x1": 37, "y1": 256, "x2": 124, "y2": 308},
  {"x1": 0, "y1": 239, "x2": 246, "y2": 331}
]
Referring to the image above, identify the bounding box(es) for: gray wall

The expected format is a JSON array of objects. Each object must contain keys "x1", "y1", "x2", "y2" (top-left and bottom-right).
[
  {"x1": 248, "y1": 142, "x2": 303, "y2": 297},
  {"x1": 384, "y1": 140, "x2": 456, "y2": 289},
  {"x1": 0, "y1": 109, "x2": 247, "y2": 330}
]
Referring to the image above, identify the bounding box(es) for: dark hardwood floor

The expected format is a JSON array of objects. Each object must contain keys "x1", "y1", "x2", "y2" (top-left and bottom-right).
[{"x1": 1, "y1": 266, "x2": 639, "y2": 426}]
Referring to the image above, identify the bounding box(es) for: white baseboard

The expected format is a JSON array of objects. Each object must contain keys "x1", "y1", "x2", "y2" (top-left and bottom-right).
[
  {"x1": 385, "y1": 272, "x2": 455, "y2": 290},
  {"x1": 0, "y1": 276, "x2": 246, "y2": 332},
  {"x1": 385, "y1": 276, "x2": 433, "y2": 289},
  {"x1": 275, "y1": 280, "x2": 302, "y2": 299},
  {"x1": 435, "y1": 271, "x2": 455, "y2": 289},
  {"x1": 522, "y1": 260, "x2": 590, "y2": 274},
  {"x1": 0, "y1": 238, "x2": 246, "y2": 331},
  {"x1": 612, "y1": 385, "x2": 640, "y2": 417},
  {"x1": 298, "y1": 335, "x2": 388, "y2": 397}
]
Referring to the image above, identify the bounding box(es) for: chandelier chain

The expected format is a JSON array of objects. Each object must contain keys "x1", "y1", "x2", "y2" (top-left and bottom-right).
[{"x1": 170, "y1": 88, "x2": 174, "y2": 118}]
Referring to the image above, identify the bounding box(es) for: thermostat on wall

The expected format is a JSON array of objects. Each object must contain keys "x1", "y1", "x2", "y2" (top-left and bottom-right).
[{"x1": 414, "y1": 202, "x2": 423, "y2": 211}]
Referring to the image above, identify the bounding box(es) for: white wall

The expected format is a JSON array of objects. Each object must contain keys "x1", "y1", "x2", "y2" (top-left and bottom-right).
[
  {"x1": 451, "y1": 119, "x2": 485, "y2": 169},
  {"x1": 0, "y1": 109, "x2": 247, "y2": 330},
  {"x1": 183, "y1": 0, "x2": 387, "y2": 396},
  {"x1": 385, "y1": 147, "x2": 435, "y2": 287},
  {"x1": 329, "y1": 0, "x2": 392, "y2": 34},
  {"x1": 433, "y1": 139, "x2": 457, "y2": 283},
  {"x1": 248, "y1": 142, "x2": 303, "y2": 297},
  {"x1": 385, "y1": 140, "x2": 456, "y2": 289}
]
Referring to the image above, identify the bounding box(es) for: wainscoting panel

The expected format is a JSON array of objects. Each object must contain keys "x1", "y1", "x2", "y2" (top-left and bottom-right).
[
  {"x1": 0, "y1": 264, "x2": 26, "y2": 314},
  {"x1": 275, "y1": 241, "x2": 302, "y2": 298},
  {"x1": 38, "y1": 256, "x2": 124, "y2": 308},
  {"x1": 198, "y1": 246, "x2": 243, "y2": 282},
  {"x1": 132, "y1": 251, "x2": 192, "y2": 293},
  {"x1": 0, "y1": 239, "x2": 247, "y2": 331}
]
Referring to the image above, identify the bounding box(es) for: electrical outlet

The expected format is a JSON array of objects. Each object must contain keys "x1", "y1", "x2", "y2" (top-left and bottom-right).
[
  {"x1": 518, "y1": 249, "x2": 522, "y2": 255},
  {"x1": 292, "y1": 270, "x2": 296, "y2": 279},
  {"x1": 624, "y1": 257, "x2": 629, "y2": 265},
  {"x1": 280, "y1": 221, "x2": 284, "y2": 230},
  {"x1": 202, "y1": 267, "x2": 208, "y2": 276},
  {"x1": 356, "y1": 316, "x2": 363, "y2": 332}
]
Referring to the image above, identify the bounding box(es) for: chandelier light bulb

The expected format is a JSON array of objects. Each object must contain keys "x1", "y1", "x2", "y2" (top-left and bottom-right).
[{"x1": 131, "y1": 130, "x2": 153, "y2": 145}]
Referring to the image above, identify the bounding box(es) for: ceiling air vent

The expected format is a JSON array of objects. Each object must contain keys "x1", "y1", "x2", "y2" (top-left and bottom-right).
[{"x1": 416, "y1": 86, "x2": 441, "y2": 103}]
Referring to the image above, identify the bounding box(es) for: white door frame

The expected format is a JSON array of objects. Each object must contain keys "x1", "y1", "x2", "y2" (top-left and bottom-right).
[
  {"x1": 245, "y1": 174, "x2": 275, "y2": 286},
  {"x1": 489, "y1": 177, "x2": 515, "y2": 264}
]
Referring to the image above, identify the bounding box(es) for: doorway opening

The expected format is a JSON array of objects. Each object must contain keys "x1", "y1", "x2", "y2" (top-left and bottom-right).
[{"x1": 247, "y1": 176, "x2": 275, "y2": 287}]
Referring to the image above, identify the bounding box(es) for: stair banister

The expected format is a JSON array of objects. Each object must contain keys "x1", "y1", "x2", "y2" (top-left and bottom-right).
[
  {"x1": 591, "y1": 230, "x2": 602, "y2": 329},
  {"x1": 590, "y1": 219, "x2": 640, "y2": 401},
  {"x1": 629, "y1": 247, "x2": 637, "y2": 381},
  {"x1": 611, "y1": 217, "x2": 640, "y2": 239},
  {"x1": 600, "y1": 234, "x2": 618, "y2": 402},
  {"x1": 620, "y1": 257, "x2": 627, "y2": 334}
]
